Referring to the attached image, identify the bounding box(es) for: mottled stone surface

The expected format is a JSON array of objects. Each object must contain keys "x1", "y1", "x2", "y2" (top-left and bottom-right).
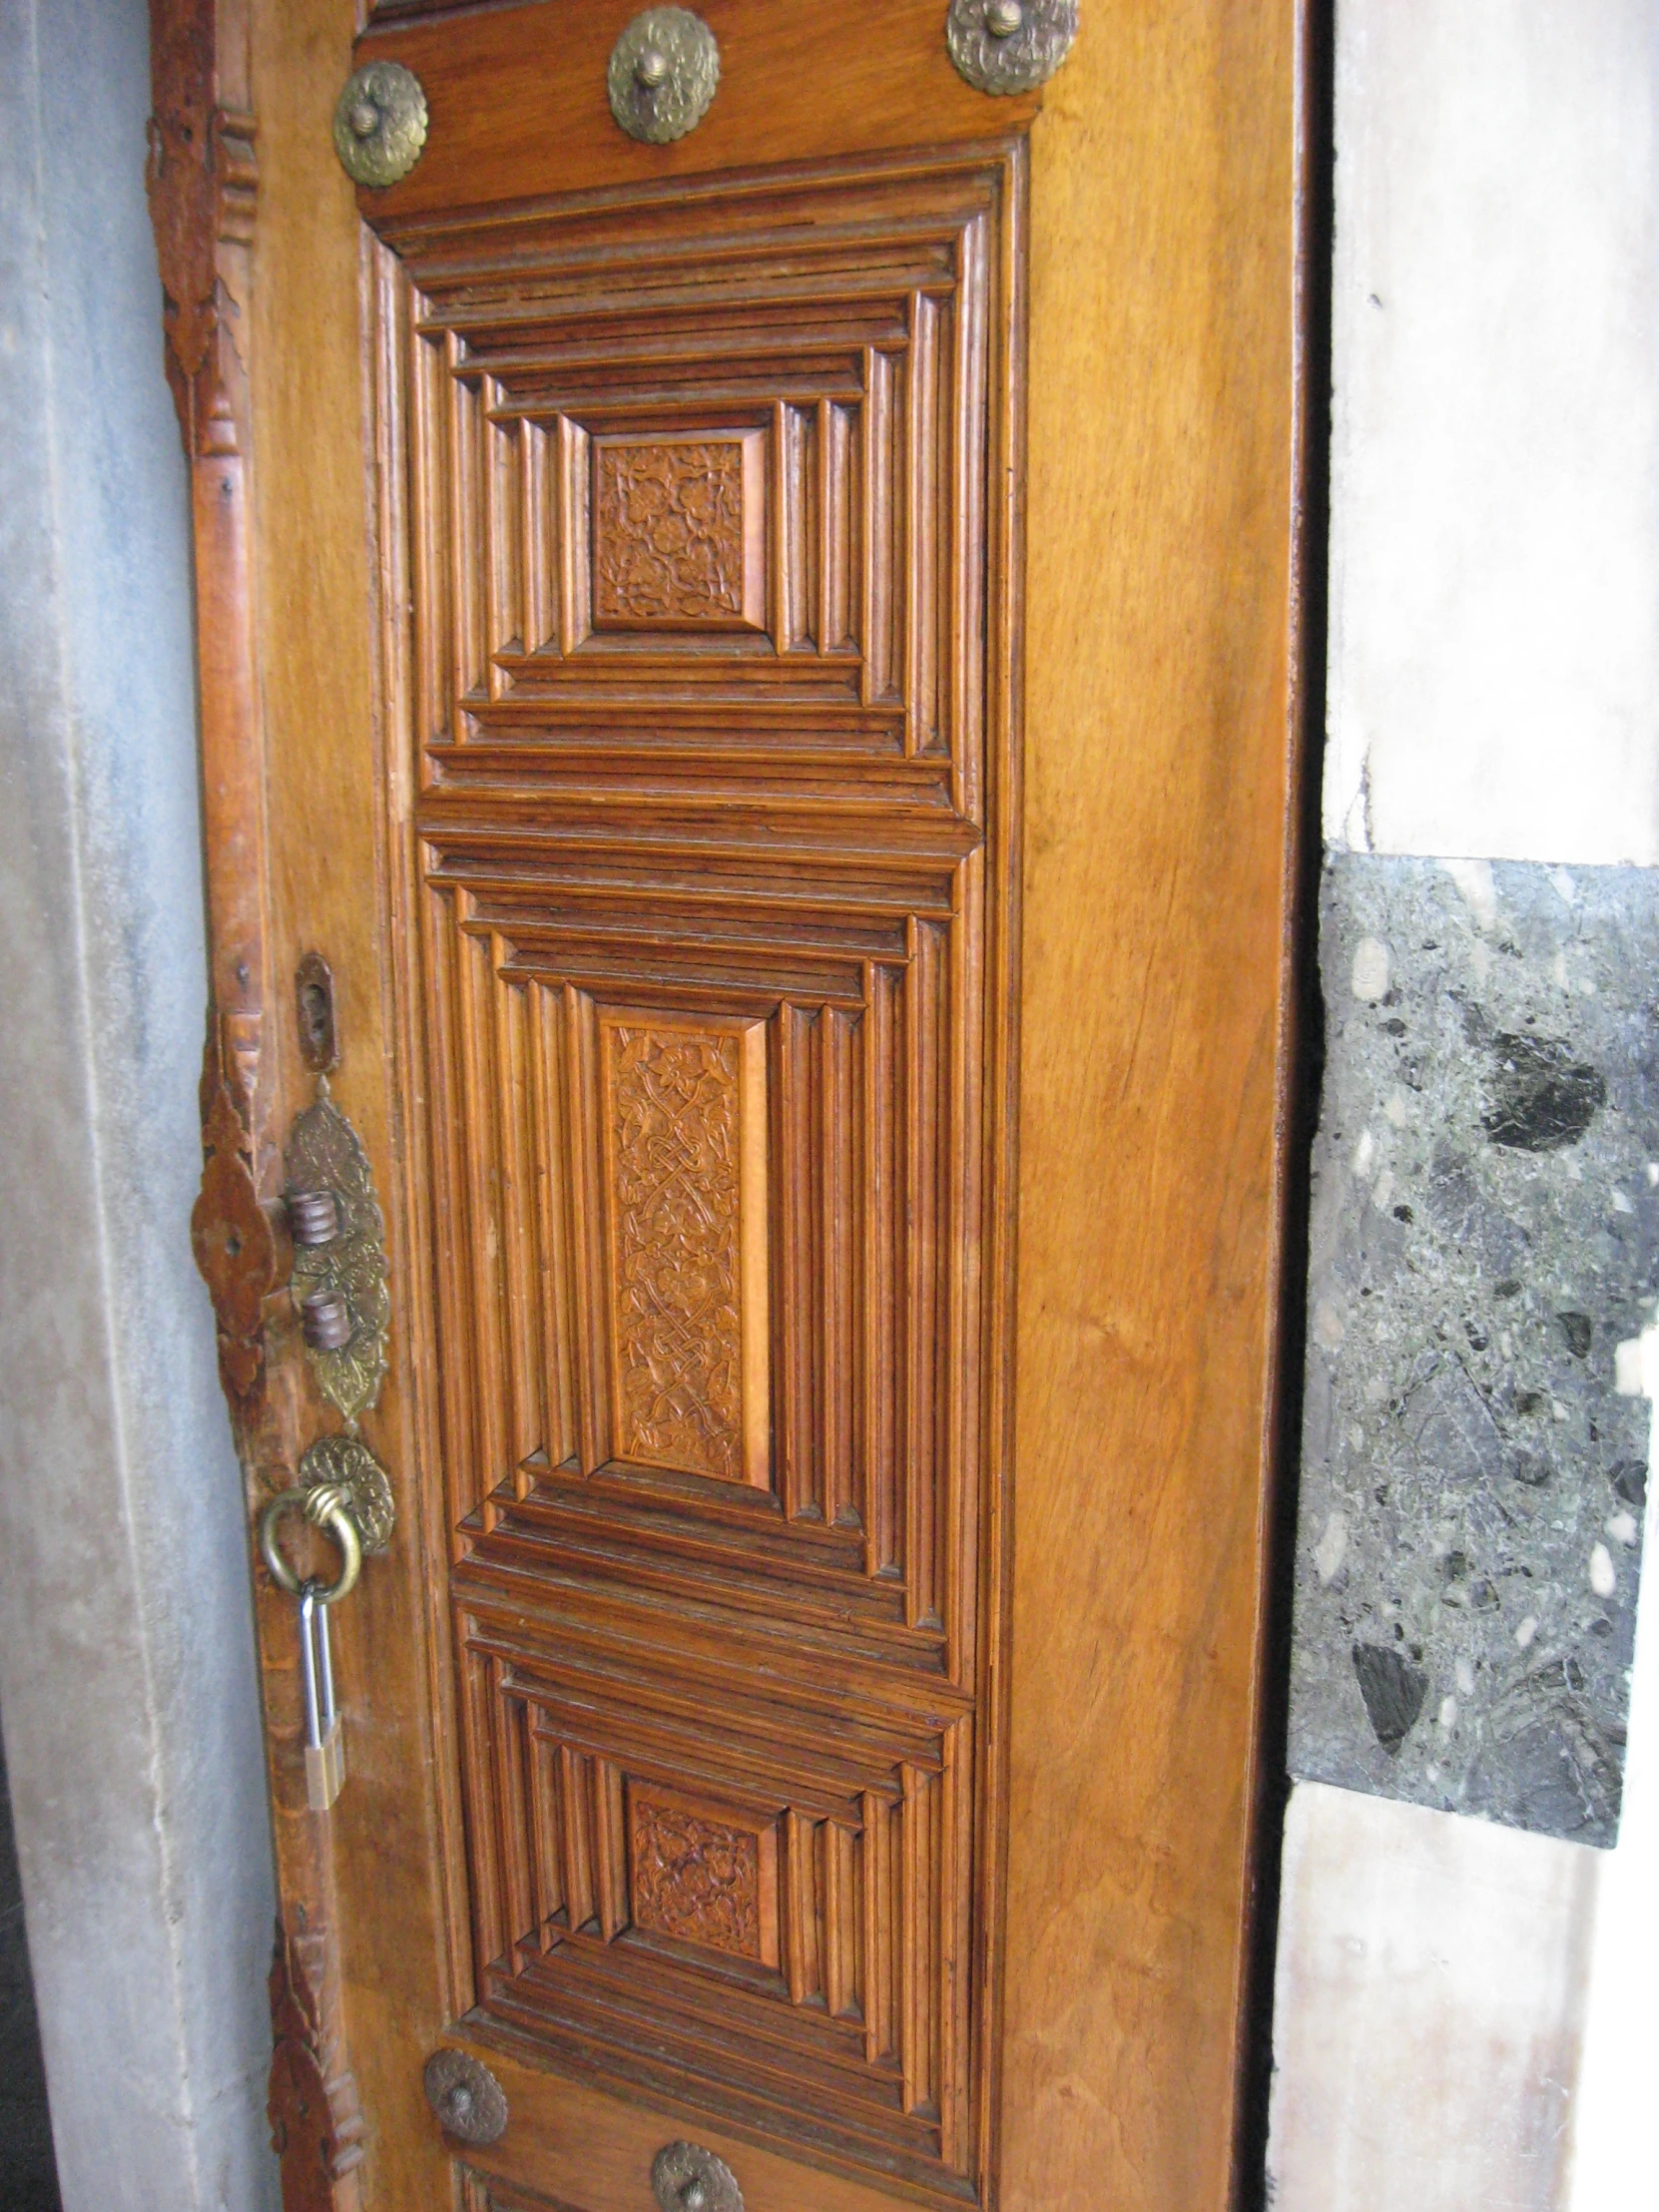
[{"x1": 1289, "y1": 855, "x2": 1659, "y2": 1846}]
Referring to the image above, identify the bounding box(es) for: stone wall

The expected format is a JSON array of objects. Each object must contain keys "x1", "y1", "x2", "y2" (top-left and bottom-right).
[{"x1": 1268, "y1": 4, "x2": 1659, "y2": 2207}]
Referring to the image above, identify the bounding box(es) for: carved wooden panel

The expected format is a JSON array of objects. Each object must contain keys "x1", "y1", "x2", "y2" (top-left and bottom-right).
[
  {"x1": 458, "y1": 1611, "x2": 969, "y2": 2182},
  {"x1": 604, "y1": 1016, "x2": 770, "y2": 1488},
  {"x1": 377, "y1": 150, "x2": 1020, "y2": 2207},
  {"x1": 593, "y1": 433, "x2": 767, "y2": 632},
  {"x1": 628, "y1": 1785, "x2": 780, "y2": 1967}
]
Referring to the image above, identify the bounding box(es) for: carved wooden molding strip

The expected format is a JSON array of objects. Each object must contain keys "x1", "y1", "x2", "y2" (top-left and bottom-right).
[
  {"x1": 146, "y1": 0, "x2": 256, "y2": 457},
  {"x1": 269, "y1": 1915, "x2": 368, "y2": 2197}
]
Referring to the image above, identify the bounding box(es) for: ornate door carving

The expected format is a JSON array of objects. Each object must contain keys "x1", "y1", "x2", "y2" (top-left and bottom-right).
[{"x1": 379, "y1": 148, "x2": 1021, "y2": 2201}]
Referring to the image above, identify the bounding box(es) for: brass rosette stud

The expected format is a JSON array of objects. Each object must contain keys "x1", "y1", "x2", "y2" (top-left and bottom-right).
[
  {"x1": 945, "y1": 0, "x2": 1079, "y2": 95},
  {"x1": 651, "y1": 2141, "x2": 745, "y2": 2212},
  {"x1": 423, "y1": 2049, "x2": 509, "y2": 2146},
  {"x1": 333, "y1": 59, "x2": 429, "y2": 188},
  {"x1": 608, "y1": 7, "x2": 721, "y2": 146}
]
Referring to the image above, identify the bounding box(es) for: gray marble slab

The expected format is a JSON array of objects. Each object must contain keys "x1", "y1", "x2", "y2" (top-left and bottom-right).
[{"x1": 1288, "y1": 854, "x2": 1659, "y2": 1846}]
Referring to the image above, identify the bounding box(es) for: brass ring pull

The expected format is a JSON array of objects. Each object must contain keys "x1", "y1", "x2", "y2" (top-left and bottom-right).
[{"x1": 260, "y1": 1485, "x2": 363, "y2": 1605}]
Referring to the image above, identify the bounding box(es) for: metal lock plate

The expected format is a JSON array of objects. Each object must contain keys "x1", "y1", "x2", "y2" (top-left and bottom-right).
[
  {"x1": 333, "y1": 60, "x2": 429, "y2": 188},
  {"x1": 284, "y1": 1086, "x2": 390, "y2": 1428},
  {"x1": 608, "y1": 8, "x2": 721, "y2": 145},
  {"x1": 651, "y1": 2142, "x2": 744, "y2": 2212},
  {"x1": 423, "y1": 2049, "x2": 509, "y2": 2146},
  {"x1": 946, "y1": 0, "x2": 1079, "y2": 95}
]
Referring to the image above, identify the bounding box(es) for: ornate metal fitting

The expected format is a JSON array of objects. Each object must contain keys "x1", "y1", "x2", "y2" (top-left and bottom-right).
[
  {"x1": 299, "y1": 1433, "x2": 394, "y2": 1556},
  {"x1": 423, "y1": 2049, "x2": 508, "y2": 2146},
  {"x1": 946, "y1": 0, "x2": 1079, "y2": 94},
  {"x1": 288, "y1": 1188, "x2": 341, "y2": 1248},
  {"x1": 608, "y1": 9, "x2": 720, "y2": 146},
  {"x1": 299, "y1": 1289, "x2": 353, "y2": 1353},
  {"x1": 260, "y1": 1484, "x2": 362, "y2": 1606},
  {"x1": 332, "y1": 61, "x2": 428, "y2": 189},
  {"x1": 284, "y1": 1085, "x2": 390, "y2": 1427},
  {"x1": 651, "y1": 2142, "x2": 744, "y2": 2212}
]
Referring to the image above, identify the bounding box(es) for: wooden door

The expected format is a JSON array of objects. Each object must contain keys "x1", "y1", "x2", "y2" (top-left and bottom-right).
[{"x1": 149, "y1": 3, "x2": 1309, "y2": 2209}]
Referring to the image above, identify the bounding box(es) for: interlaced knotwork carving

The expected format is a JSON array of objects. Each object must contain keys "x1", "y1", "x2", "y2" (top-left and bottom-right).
[{"x1": 610, "y1": 1029, "x2": 745, "y2": 1480}]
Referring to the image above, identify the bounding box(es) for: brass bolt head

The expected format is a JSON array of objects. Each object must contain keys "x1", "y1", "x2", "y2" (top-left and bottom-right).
[
  {"x1": 634, "y1": 44, "x2": 671, "y2": 88},
  {"x1": 986, "y1": 0, "x2": 1024, "y2": 33}
]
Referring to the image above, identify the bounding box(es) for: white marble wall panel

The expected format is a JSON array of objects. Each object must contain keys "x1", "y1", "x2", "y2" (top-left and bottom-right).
[
  {"x1": 0, "y1": 0, "x2": 278, "y2": 2204},
  {"x1": 1269, "y1": 1783, "x2": 1597, "y2": 2211},
  {"x1": 1326, "y1": 0, "x2": 1659, "y2": 864}
]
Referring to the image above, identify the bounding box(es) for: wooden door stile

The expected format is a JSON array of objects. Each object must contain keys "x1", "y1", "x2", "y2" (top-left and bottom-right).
[{"x1": 147, "y1": 3, "x2": 368, "y2": 2204}]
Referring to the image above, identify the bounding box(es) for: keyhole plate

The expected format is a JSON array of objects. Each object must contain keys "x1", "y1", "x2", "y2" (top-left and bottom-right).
[{"x1": 295, "y1": 950, "x2": 339, "y2": 1074}]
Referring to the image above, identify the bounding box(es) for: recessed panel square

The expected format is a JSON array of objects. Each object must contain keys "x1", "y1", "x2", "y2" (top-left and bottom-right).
[
  {"x1": 592, "y1": 429, "x2": 767, "y2": 633},
  {"x1": 627, "y1": 1782, "x2": 781, "y2": 1968}
]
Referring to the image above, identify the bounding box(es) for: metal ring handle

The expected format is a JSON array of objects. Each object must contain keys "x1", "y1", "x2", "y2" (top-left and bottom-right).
[{"x1": 260, "y1": 1486, "x2": 363, "y2": 1605}]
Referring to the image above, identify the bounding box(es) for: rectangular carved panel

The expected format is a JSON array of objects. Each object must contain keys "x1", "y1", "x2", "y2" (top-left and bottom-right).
[
  {"x1": 593, "y1": 432, "x2": 767, "y2": 632},
  {"x1": 602, "y1": 1016, "x2": 770, "y2": 1488},
  {"x1": 380, "y1": 148, "x2": 1020, "y2": 2207}
]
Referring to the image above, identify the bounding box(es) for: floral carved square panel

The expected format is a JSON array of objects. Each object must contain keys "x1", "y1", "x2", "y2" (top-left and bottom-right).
[
  {"x1": 627, "y1": 1784, "x2": 781, "y2": 1968},
  {"x1": 591, "y1": 430, "x2": 768, "y2": 633}
]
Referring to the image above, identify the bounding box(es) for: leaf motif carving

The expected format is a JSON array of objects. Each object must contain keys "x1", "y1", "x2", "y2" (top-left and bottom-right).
[
  {"x1": 192, "y1": 1060, "x2": 276, "y2": 1408},
  {"x1": 630, "y1": 1797, "x2": 763, "y2": 1960},
  {"x1": 595, "y1": 440, "x2": 748, "y2": 624}
]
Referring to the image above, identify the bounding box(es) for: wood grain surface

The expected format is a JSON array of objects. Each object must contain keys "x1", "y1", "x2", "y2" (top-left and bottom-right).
[
  {"x1": 1000, "y1": 8, "x2": 1307, "y2": 2209},
  {"x1": 248, "y1": 0, "x2": 457, "y2": 2202},
  {"x1": 354, "y1": 0, "x2": 1039, "y2": 216}
]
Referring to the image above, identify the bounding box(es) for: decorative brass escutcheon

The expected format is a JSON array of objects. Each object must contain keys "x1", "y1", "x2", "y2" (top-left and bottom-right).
[
  {"x1": 332, "y1": 59, "x2": 429, "y2": 187},
  {"x1": 651, "y1": 2142, "x2": 744, "y2": 2212},
  {"x1": 945, "y1": 0, "x2": 1079, "y2": 94},
  {"x1": 298, "y1": 1433, "x2": 394, "y2": 1556},
  {"x1": 284, "y1": 1084, "x2": 390, "y2": 1428},
  {"x1": 423, "y1": 2049, "x2": 509, "y2": 2146},
  {"x1": 608, "y1": 8, "x2": 720, "y2": 145}
]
